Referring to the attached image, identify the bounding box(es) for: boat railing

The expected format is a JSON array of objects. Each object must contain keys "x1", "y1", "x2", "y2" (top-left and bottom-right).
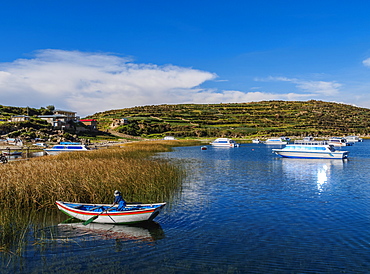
[{"x1": 293, "y1": 140, "x2": 329, "y2": 146}]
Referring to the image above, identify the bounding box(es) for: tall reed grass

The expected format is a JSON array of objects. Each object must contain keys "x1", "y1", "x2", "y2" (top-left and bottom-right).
[
  {"x1": 0, "y1": 140, "x2": 200, "y2": 256},
  {"x1": 0, "y1": 140, "x2": 199, "y2": 209}
]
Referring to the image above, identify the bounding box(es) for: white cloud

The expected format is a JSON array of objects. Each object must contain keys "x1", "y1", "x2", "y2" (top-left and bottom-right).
[
  {"x1": 0, "y1": 49, "x2": 348, "y2": 117},
  {"x1": 258, "y1": 76, "x2": 341, "y2": 96},
  {"x1": 0, "y1": 49, "x2": 218, "y2": 116},
  {"x1": 363, "y1": 58, "x2": 370, "y2": 67}
]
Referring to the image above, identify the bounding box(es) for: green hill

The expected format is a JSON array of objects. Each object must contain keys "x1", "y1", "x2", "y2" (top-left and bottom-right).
[{"x1": 88, "y1": 100, "x2": 370, "y2": 138}]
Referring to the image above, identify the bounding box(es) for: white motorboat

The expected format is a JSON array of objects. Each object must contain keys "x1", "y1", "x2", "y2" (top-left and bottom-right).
[
  {"x1": 252, "y1": 139, "x2": 262, "y2": 144},
  {"x1": 210, "y1": 138, "x2": 239, "y2": 147},
  {"x1": 345, "y1": 136, "x2": 363, "y2": 143},
  {"x1": 303, "y1": 136, "x2": 315, "y2": 142},
  {"x1": 328, "y1": 137, "x2": 351, "y2": 147},
  {"x1": 44, "y1": 142, "x2": 91, "y2": 155},
  {"x1": 272, "y1": 140, "x2": 349, "y2": 159},
  {"x1": 264, "y1": 137, "x2": 290, "y2": 145}
]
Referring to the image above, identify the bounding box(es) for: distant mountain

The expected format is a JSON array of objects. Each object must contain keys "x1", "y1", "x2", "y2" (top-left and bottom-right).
[{"x1": 87, "y1": 100, "x2": 370, "y2": 138}]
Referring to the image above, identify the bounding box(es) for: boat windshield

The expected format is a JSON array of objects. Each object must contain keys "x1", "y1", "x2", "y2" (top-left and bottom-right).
[
  {"x1": 67, "y1": 146, "x2": 84, "y2": 149},
  {"x1": 52, "y1": 146, "x2": 65, "y2": 149},
  {"x1": 286, "y1": 145, "x2": 327, "y2": 151}
]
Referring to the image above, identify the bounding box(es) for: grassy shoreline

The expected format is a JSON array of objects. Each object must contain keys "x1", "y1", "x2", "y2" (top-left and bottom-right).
[{"x1": 0, "y1": 140, "x2": 201, "y2": 209}]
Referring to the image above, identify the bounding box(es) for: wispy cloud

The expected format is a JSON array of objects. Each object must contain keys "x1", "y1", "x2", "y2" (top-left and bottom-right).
[
  {"x1": 363, "y1": 58, "x2": 370, "y2": 67},
  {"x1": 257, "y1": 76, "x2": 341, "y2": 96}
]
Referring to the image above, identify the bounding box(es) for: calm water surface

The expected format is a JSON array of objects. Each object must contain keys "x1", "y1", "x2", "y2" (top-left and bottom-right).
[{"x1": 4, "y1": 141, "x2": 370, "y2": 273}]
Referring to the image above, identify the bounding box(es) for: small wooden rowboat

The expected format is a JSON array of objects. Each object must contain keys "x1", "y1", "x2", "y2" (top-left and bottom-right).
[{"x1": 56, "y1": 201, "x2": 166, "y2": 224}]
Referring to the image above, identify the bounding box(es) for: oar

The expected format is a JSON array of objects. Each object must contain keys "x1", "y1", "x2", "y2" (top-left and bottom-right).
[
  {"x1": 83, "y1": 206, "x2": 113, "y2": 225},
  {"x1": 61, "y1": 216, "x2": 76, "y2": 224}
]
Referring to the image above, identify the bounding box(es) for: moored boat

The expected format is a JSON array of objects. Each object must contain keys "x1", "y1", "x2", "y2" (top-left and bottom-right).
[
  {"x1": 252, "y1": 139, "x2": 262, "y2": 144},
  {"x1": 272, "y1": 140, "x2": 349, "y2": 159},
  {"x1": 328, "y1": 137, "x2": 351, "y2": 147},
  {"x1": 56, "y1": 201, "x2": 166, "y2": 224},
  {"x1": 302, "y1": 136, "x2": 315, "y2": 142},
  {"x1": 1, "y1": 151, "x2": 22, "y2": 156},
  {"x1": 44, "y1": 142, "x2": 91, "y2": 155},
  {"x1": 264, "y1": 137, "x2": 290, "y2": 145},
  {"x1": 210, "y1": 138, "x2": 239, "y2": 147},
  {"x1": 345, "y1": 136, "x2": 363, "y2": 143}
]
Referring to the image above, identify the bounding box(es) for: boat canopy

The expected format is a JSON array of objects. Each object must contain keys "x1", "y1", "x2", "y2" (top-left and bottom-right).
[{"x1": 51, "y1": 145, "x2": 86, "y2": 150}]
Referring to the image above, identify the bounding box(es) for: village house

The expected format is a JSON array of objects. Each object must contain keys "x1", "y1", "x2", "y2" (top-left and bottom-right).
[
  {"x1": 110, "y1": 118, "x2": 129, "y2": 128},
  {"x1": 38, "y1": 109, "x2": 79, "y2": 129},
  {"x1": 80, "y1": 119, "x2": 98, "y2": 130},
  {"x1": 53, "y1": 110, "x2": 78, "y2": 120},
  {"x1": 10, "y1": 115, "x2": 30, "y2": 122}
]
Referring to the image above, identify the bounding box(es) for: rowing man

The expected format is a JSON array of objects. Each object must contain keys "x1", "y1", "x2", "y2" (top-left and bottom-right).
[{"x1": 112, "y1": 190, "x2": 127, "y2": 210}]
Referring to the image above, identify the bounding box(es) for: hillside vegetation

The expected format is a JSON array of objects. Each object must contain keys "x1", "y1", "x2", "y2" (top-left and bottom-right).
[{"x1": 88, "y1": 100, "x2": 370, "y2": 138}]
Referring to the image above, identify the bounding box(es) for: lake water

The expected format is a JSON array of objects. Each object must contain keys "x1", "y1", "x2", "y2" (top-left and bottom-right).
[{"x1": 3, "y1": 141, "x2": 370, "y2": 273}]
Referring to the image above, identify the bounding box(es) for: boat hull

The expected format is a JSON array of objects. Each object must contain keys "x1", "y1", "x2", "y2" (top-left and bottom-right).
[
  {"x1": 56, "y1": 201, "x2": 166, "y2": 224},
  {"x1": 211, "y1": 144, "x2": 238, "y2": 147},
  {"x1": 44, "y1": 149, "x2": 88, "y2": 155},
  {"x1": 273, "y1": 150, "x2": 348, "y2": 159},
  {"x1": 2, "y1": 151, "x2": 22, "y2": 156},
  {"x1": 264, "y1": 141, "x2": 287, "y2": 145}
]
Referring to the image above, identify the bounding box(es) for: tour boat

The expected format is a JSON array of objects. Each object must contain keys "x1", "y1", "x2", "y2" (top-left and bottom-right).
[
  {"x1": 55, "y1": 201, "x2": 166, "y2": 224},
  {"x1": 264, "y1": 137, "x2": 290, "y2": 145},
  {"x1": 272, "y1": 140, "x2": 349, "y2": 159},
  {"x1": 210, "y1": 138, "x2": 239, "y2": 147},
  {"x1": 44, "y1": 142, "x2": 90, "y2": 155},
  {"x1": 328, "y1": 137, "x2": 351, "y2": 147}
]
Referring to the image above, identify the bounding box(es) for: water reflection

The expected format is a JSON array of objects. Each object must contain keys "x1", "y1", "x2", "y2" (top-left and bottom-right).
[
  {"x1": 51, "y1": 222, "x2": 165, "y2": 243},
  {"x1": 317, "y1": 164, "x2": 328, "y2": 192},
  {"x1": 278, "y1": 158, "x2": 345, "y2": 193}
]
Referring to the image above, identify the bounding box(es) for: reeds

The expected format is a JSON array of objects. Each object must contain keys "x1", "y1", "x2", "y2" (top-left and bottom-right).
[
  {"x1": 0, "y1": 140, "x2": 197, "y2": 209},
  {"x1": 0, "y1": 140, "x2": 198, "y2": 256}
]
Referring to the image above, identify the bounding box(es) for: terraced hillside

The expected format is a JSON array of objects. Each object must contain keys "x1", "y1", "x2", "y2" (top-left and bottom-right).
[{"x1": 88, "y1": 100, "x2": 370, "y2": 138}]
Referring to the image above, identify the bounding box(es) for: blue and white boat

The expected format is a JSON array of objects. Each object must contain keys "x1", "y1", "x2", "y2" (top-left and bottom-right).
[
  {"x1": 56, "y1": 201, "x2": 166, "y2": 224},
  {"x1": 272, "y1": 140, "x2": 349, "y2": 159},
  {"x1": 210, "y1": 138, "x2": 239, "y2": 147},
  {"x1": 44, "y1": 142, "x2": 90, "y2": 155}
]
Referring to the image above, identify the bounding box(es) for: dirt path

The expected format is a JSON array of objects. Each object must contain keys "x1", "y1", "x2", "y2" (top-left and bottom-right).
[{"x1": 107, "y1": 129, "x2": 147, "y2": 140}]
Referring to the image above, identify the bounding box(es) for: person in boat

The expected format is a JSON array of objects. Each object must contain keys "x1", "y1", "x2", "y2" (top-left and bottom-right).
[{"x1": 112, "y1": 190, "x2": 127, "y2": 210}]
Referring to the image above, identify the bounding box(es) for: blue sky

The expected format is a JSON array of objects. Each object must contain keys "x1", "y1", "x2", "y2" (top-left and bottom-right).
[{"x1": 1, "y1": 1, "x2": 370, "y2": 116}]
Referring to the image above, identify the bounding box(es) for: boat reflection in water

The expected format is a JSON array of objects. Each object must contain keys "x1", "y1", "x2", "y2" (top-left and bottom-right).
[
  {"x1": 56, "y1": 221, "x2": 165, "y2": 243},
  {"x1": 278, "y1": 158, "x2": 345, "y2": 193}
]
